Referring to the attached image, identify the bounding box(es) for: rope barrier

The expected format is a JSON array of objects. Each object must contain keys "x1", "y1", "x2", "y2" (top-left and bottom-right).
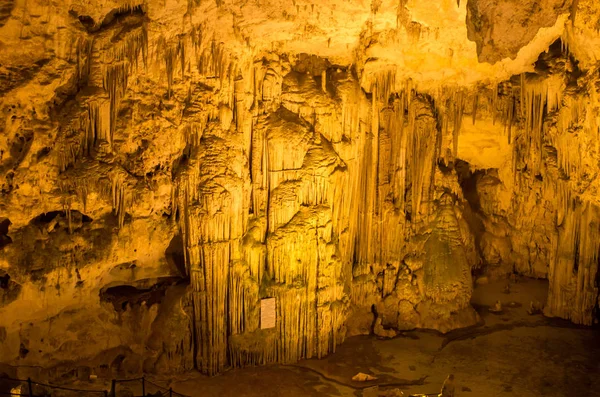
[
  {"x1": 31, "y1": 380, "x2": 107, "y2": 393},
  {"x1": 113, "y1": 377, "x2": 144, "y2": 383},
  {"x1": 0, "y1": 374, "x2": 189, "y2": 397},
  {"x1": 143, "y1": 379, "x2": 188, "y2": 397},
  {"x1": 145, "y1": 379, "x2": 168, "y2": 391},
  {"x1": 0, "y1": 377, "x2": 24, "y2": 382}
]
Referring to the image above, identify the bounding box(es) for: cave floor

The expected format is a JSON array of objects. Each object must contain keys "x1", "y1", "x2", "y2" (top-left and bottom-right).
[{"x1": 123, "y1": 279, "x2": 600, "y2": 396}]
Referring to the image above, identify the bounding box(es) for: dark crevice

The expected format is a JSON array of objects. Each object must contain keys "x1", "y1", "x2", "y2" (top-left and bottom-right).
[
  {"x1": 567, "y1": 53, "x2": 584, "y2": 87},
  {"x1": 0, "y1": 218, "x2": 11, "y2": 249},
  {"x1": 99, "y1": 277, "x2": 184, "y2": 313},
  {"x1": 110, "y1": 354, "x2": 126, "y2": 372},
  {"x1": 437, "y1": 158, "x2": 454, "y2": 175},
  {"x1": 165, "y1": 234, "x2": 187, "y2": 278},
  {"x1": 19, "y1": 343, "x2": 29, "y2": 359},
  {"x1": 171, "y1": 148, "x2": 191, "y2": 182},
  {"x1": 292, "y1": 53, "x2": 331, "y2": 77},
  {"x1": 0, "y1": 271, "x2": 21, "y2": 306},
  {"x1": 454, "y1": 159, "x2": 486, "y2": 272},
  {"x1": 533, "y1": 38, "x2": 564, "y2": 74},
  {"x1": 8, "y1": 129, "x2": 34, "y2": 171},
  {"x1": 76, "y1": 14, "x2": 95, "y2": 29},
  {"x1": 0, "y1": 0, "x2": 15, "y2": 28},
  {"x1": 455, "y1": 159, "x2": 484, "y2": 212},
  {"x1": 593, "y1": 254, "x2": 600, "y2": 327},
  {"x1": 32, "y1": 211, "x2": 63, "y2": 224},
  {"x1": 573, "y1": 236, "x2": 580, "y2": 273},
  {"x1": 0, "y1": 63, "x2": 45, "y2": 96},
  {"x1": 0, "y1": 273, "x2": 10, "y2": 289},
  {"x1": 71, "y1": 4, "x2": 146, "y2": 33},
  {"x1": 36, "y1": 146, "x2": 52, "y2": 161},
  {"x1": 30, "y1": 210, "x2": 93, "y2": 226}
]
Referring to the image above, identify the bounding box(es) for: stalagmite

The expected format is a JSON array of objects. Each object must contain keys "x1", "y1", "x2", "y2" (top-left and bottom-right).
[{"x1": 3, "y1": 0, "x2": 600, "y2": 385}]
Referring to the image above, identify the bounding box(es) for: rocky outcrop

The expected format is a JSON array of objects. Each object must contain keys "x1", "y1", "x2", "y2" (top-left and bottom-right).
[{"x1": 466, "y1": 0, "x2": 573, "y2": 63}]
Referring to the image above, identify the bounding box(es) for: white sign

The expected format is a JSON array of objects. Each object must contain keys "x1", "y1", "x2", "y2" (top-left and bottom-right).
[{"x1": 260, "y1": 298, "x2": 276, "y2": 329}]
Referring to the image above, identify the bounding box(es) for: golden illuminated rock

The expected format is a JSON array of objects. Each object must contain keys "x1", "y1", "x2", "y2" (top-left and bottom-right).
[{"x1": 0, "y1": 0, "x2": 599, "y2": 379}]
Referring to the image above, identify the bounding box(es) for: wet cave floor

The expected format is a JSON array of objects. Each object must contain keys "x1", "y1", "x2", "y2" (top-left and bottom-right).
[{"x1": 86, "y1": 279, "x2": 600, "y2": 396}]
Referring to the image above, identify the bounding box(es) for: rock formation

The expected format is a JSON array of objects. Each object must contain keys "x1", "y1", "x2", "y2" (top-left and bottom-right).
[{"x1": 0, "y1": 0, "x2": 599, "y2": 377}]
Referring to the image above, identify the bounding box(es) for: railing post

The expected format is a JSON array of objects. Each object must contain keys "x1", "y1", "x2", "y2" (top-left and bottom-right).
[
  {"x1": 27, "y1": 377, "x2": 33, "y2": 397},
  {"x1": 169, "y1": 387, "x2": 173, "y2": 397},
  {"x1": 111, "y1": 379, "x2": 116, "y2": 397},
  {"x1": 141, "y1": 377, "x2": 145, "y2": 397},
  {"x1": 104, "y1": 391, "x2": 109, "y2": 397}
]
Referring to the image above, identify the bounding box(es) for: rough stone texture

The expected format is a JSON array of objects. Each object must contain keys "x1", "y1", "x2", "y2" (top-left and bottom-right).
[
  {"x1": 466, "y1": 0, "x2": 573, "y2": 63},
  {"x1": 0, "y1": 0, "x2": 598, "y2": 379}
]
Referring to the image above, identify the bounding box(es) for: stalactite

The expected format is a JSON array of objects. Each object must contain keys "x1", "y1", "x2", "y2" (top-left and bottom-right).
[
  {"x1": 75, "y1": 36, "x2": 93, "y2": 87},
  {"x1": 520, "y1": 73, "x2": 526, "y2": 120},
  {"x1": 391, "y1": 94, "x2": 407, "y2": 213},
  {"x1": 174, "y1": 132, "x2": 249, "y2": 375},
  {"x1": 554, "y1": 95, "x2": 586, "y2": 178},
  {"x1": 191, "y1": 23, "x2": 204, "y2": 59},
  {"x1": 406, "y1": 21, "x2": 422, "y2": 43},
  {"x1": 263, "y1": 205, "x2": 346, "y2": 364},
  {"x1": 472, "y1": 92, "x2": 478, "y2": 125},
  {"x1": 178, "y1": 36, "x2": 186, "y2": 80},
  {"x1": 85, "y1": 100, "x2": 112, "y2": 154},
  {"x1": 517, "y1": 75, "x2": 566, "y2": 175},
  {"x1": 337, "y1": 81, "x2": 362, "y2": 268},
  {"x1": 198, "y1": 40, "x2": 229, "y2": 82},
  {"x1": 407, "y1": 99, "x2": 437, "y2": 224},
  {"x1": 261, "y1": 68, "x2": 281, "y2": 103},
  {"x1": 58, "y1": 163, "x2": 133, "y2": 229},
  {"x1": 187, "y1": 0, "x2": 201, "y2": 14},
  {"x1": 102, "y1": 62, "x2": 129, "y2": 141},
  {"x1": 184, "y1": 118, "x2": 206, "y2": 149},
  {"x1": 228, "y1": 330, "x2": 277, "y2": 368},
  {"x1": 111, "y1": 175, "x2": 127, "y2": 228},
  {"x1": 369, "y1": 84, "x2": 379, "y2": 262},
  {"x1": 156, "y1": 36, "x2": 179, "y2": 98},
  {"x1": 452, "y1": 89, "x2": 464, "y2": 157},
  {"x1": 109, "y1": 26, "x2": 148, "y2": 71},
  {"x1": 57, "y1": 117, "x2": 87, "y2": 173},
  {"x1": 66, "y1": 205, "x2": 72, "y2": 234},
  {"x1": 503, "y1": 92, "x2": 516, "y2": 144},
  {"x1": 371, "y1": 69, "x2": 396, "y2": 104},
  {"x1": 547, "y1": 200, "x2": 599, "y2": 325},
  {"x1": 355, "y1": 94, "x2": 377, "y2": 266},
  {"x1": 165, "y1": 46, "x2": 176, "y2": 98},
  {"x1": 59, "y1": 29, "x2": 141, "y2": 171},
  {"x1": 492, "y1": 84, "x2": 498, "y2": 125}
]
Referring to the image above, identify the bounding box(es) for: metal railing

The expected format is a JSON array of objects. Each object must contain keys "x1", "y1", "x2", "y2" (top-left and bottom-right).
[{"x1": 0, "y1": 375, "x2": 189, "y2": 397}]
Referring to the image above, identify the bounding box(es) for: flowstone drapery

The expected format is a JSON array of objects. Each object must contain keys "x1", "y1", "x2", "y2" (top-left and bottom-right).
[{"x1": 1, "y1": 0, "x2": 599, "y2": 377}]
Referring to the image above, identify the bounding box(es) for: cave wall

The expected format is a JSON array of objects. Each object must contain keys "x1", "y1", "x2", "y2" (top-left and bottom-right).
[{"x1": 0, "y1": 0, "x2": 599, "y2": 377}]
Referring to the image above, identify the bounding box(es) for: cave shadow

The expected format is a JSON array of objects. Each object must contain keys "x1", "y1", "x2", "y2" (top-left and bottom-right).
[
  {"x1": 453, "y1": 159, "x2": 487, "y2": 278},
  {"x1": 0, "y1": 218, "x2": 12, "y2": 249},
  {"x1": 165, "y1": 234, "x2": 187, "y2": 278}
]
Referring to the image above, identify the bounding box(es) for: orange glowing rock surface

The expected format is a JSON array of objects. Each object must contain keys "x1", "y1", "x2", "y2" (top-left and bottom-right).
[{"x1": 0, "y1": 0, "x2": 599, "y2": 380}]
